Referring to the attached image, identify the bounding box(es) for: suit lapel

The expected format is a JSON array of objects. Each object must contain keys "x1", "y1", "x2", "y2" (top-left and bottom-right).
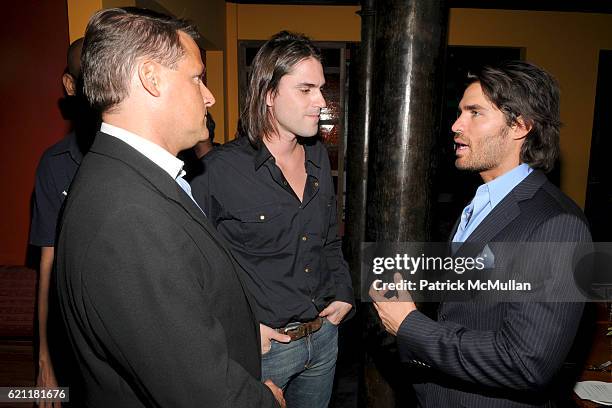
[{"x1": 452, "y1": 170, "x2": 547, "y2": 258}]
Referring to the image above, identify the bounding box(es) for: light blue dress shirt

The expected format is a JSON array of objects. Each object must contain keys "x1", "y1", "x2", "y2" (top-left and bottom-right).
[{"x1": 453, "y1": 163, "x2": 533, "y2": 242}]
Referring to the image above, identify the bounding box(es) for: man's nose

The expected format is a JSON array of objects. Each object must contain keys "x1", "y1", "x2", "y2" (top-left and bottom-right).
[
  {"x1": 451, "y1": 116, "x2": 462, "y2": 134},
  {"x1": 314, "y1": 89, "x2": 326, "y2": 109},
  {"x1": 201, "y1": 84, "x2": 216, "y2": 107}
]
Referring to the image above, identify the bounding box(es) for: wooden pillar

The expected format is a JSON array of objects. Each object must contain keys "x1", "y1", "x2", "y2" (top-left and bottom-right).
[{"x1": 362, "y1": 0, "x2": 449, "y2": 406}]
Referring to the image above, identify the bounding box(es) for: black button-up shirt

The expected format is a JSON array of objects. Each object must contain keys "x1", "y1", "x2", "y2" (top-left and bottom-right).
[
  {"x1": 30, "y1": 133, "x2": 83, "y2": 246},
  {"x1": 191, "y1": 136, "x2": 354, "y2": 328}
]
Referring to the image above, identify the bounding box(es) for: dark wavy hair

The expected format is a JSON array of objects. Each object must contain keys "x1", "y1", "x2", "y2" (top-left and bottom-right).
[
  {"x1": 467, "y1": 60, "x2": 561, "y2": 172},
  {"x1": 238, "y1": 31, "x2": 321, "y2": 145},
  {"x1": 82, "y1": 7, "x2": 198, "y2": 113}
]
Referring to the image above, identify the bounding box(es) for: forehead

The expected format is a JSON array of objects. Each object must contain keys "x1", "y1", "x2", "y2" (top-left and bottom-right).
[
  {"x1": 460, "y1": 82, "x2": 496, "y2": 110},
  {"x1": 178, "y1": 31, "x2": 203, "y2": 69},
  {"x1": 283, "y1": 57, "x2": 325, "y2": 84},
  {"x1": 461, "y1": 82, "x2": 485, "y2": 103}
]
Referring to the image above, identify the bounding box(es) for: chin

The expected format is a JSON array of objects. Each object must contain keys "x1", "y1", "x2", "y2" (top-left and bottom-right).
[
  {"x1": 300, "y1": 126, "x2": 320, "y2": 138},
  {"x1": 455, "y1": 159, "x2": 473, "y2": 171}
]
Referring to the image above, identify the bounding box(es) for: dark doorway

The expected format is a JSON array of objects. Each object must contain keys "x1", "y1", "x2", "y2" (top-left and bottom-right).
[{"x1": 584, "y1": 50, "x2": 612, "y2": 242}]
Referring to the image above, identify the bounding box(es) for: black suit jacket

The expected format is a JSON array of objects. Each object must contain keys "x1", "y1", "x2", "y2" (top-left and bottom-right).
[
  {"x1": 55, "y1": 132, "x2": 278, "y2": 407},
  {"x1": 397, "y1": 170, "x2": 591, "y2": 407}
]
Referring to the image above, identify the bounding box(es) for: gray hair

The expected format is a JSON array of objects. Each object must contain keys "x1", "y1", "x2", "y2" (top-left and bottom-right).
[{"x1": 82, "y1": 7, "x2": 198, "y2": 113}]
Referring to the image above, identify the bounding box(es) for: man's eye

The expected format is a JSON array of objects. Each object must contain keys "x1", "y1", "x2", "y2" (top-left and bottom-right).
[
  {"x1": 471, "y1": 110, "x2": 481, "y2": 117},
  {"x1": 300, "y1": 88, "x2": 311, "y2": 93}
]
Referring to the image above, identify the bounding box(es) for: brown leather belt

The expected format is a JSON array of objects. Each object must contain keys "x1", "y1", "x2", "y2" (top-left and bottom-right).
[{"x1": 276, "y1": 317, "x2": 323, "y2": 341}]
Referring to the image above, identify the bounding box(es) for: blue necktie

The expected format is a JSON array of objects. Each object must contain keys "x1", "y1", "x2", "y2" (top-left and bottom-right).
[
  {"x1": 453, "y1": 187, "x2": 488, "y2": 242},
  {"x1": 176, "y1": 175, "x2": 205, "y2": 215}
]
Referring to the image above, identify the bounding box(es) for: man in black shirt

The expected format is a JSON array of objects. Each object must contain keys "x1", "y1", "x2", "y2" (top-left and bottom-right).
[{"x1": 191, "y1": 31, "x2": 354, "y2": 408}]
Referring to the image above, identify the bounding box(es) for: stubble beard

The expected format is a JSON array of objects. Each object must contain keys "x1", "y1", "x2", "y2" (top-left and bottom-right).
[{"x1": 455, "y1": 125, "x2": 510, "y2": 173}]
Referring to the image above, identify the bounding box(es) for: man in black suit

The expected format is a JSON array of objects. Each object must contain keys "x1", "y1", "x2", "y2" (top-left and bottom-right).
[
  {"x1": 371, "y1": 61, "x2": 591, "y2": 407},
  {"x1": 55, "y1": 8, "x2": 283, "y2": 407}
]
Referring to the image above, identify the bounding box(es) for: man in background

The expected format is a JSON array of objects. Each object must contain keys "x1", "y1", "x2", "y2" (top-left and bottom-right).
[{"x1": 30, "y1": 37, "x2": 92, "y2": 406}]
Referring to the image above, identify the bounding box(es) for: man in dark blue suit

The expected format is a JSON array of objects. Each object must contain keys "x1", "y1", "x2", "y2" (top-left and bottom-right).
[{"x1": 371, "y1": 61, "x2": 591, "y2": 407}]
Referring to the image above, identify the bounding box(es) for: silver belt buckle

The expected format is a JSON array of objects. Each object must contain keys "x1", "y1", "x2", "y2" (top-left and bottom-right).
[{"x1": 282, "y1": 322, "x2": 302, "y2": 333}]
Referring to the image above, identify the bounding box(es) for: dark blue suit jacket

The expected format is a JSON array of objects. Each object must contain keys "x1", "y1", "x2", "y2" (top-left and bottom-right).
[{"x1": 397, "y1": 170, "x2": 591, "y2": 407}]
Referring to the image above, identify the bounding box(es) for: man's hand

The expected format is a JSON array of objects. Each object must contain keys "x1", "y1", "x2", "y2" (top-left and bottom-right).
[
  {"x1": 36, "y1": 353, "x2": 60, "y2": 407},
  {"x1": 369, "y1": 273, "x2": 417, "y2": 336},
  {"x1": 260, "y1": 323, "x2": 291, "y2": 355},
  {"x1": 264, "y1": 379, "x2": 286, "y2": 408},
  {"x1": 318, "y1": 300, "x2": 352, "y2": 325}
]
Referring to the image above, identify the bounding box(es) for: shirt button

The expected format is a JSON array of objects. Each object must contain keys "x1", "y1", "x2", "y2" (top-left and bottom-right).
[
  {"x1": 304, "y1": 267, "x2": 310, "y2": 273},
  {"x1": 283, "y1": 180, "x2": 288, "y2": 186},
  {"x1": 259, "y1": 214, "x2": 265, "y2": 220},
  {"x1": 301, "y1": 235, "x2": 307, "y2": 241},
  {"x1": 314, "y1": 181, "x2": 319, "y2": 188}
]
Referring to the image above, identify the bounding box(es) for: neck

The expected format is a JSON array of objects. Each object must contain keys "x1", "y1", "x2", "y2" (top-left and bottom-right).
[
  {"x1": 103, "y1": 111, "x2": 177, "y2": 156},
  {"x1": 263, "y1": 132, "x2": 301, "y2": 162},
  {"x1": 480, "y1": 160, "x2": 522, "y2": 183}
]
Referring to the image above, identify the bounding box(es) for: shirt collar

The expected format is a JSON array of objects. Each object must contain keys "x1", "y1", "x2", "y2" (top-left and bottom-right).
[
  {"x1": 100, "y1": 122, "x2": 185, "y2": 179},
  {"x1": 253, "y1": 139, "x2": 273, "y2": 170},
  {"x1": 51, "y1": 132, "x2": 83, "y2": 164},
  {"x1": 67, "y1": 133, "x2": 84, "y2": 164},
  {"x1": 303, "y1": 140, "x2": 321, "y2": 169},
  {"x1": 253, "y1": 137, "x2": 322, "y2": 170},
  {"x1": 484, "y1": 163, "x2": 533, "y2": 209}
]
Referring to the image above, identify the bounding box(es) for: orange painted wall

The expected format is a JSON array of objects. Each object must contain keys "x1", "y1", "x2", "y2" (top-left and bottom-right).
[
  {"x1": 0, "y1": 1, "x2": 70, "y2": 265},
  {"x1": 67, "y1": 0, "x2": 102, "y2": 41},
  {"x1": 225, "y1": 5, "x2": 612, "y2": 207}
]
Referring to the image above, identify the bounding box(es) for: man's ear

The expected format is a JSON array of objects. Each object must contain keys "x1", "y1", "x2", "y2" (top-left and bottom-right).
[
  {"x1": 138, "y1": 60, "x2": 161, "y2": 97},
  {"x1": 62, "y1": 73, "x2": 77, "y2": 96},
  {"x1": 266, "y1": 90, "x2": 274, "y2": 107},
  {"x1": 512, "y1": 115, "x2": 532, "y2": 140}
]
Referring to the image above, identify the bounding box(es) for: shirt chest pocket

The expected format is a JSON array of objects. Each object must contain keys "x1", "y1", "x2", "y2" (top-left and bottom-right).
[{"x1": 233, "y1": 203, "x2": 286, "y2": 250}]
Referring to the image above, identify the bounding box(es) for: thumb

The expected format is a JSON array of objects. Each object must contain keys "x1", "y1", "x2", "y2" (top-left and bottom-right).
[
  {"x1": 269, "y1": 329, "x2": 291, "y2": 343},
  {"x1": 318, "y1": 305, "x2": 332, "y2": 317},
  {"x1": 394, "y1": 272, "x2": 412, "y2": 302}
]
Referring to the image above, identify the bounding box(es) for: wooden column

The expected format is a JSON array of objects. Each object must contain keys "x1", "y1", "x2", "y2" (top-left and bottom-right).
[{"x1": 362, "y1": 0, "x2": 449, "y2": 406}]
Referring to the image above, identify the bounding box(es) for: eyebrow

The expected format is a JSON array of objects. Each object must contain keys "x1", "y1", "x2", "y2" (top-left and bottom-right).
[
  {"x1": 296, "y1": 82, "x2": 324, "y2": 88},
  {"x1": 460, "y1": 104, "x2": 486, "y2": 111}
]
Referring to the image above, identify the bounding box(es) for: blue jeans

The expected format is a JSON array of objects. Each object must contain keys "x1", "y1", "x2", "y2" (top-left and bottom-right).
[{"x1": 262, "y1": 318, "x2": 338, "y2": 408}]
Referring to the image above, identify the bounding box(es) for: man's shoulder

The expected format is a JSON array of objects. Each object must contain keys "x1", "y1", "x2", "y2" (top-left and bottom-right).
[
  {"x1": 202, "y1": 136, "x2": 254, "y2": 167},
  {"x1": 65, "y1": 152, "x2": 174, "y2": 232},
  {"x1": 519, "y1": 173, "x2": 589, "y2": 228},
  {"x1": 534, "y1": 177, "x2": 586, "y2": 219},
  {"x1": 37, "y1": 133, "x2": 74, "y2": 165}
]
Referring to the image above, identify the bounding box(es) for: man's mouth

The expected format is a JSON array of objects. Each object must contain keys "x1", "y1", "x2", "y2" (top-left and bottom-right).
[{"x1": 454, "y1": 140, "x2": 469, "y2": 155}]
